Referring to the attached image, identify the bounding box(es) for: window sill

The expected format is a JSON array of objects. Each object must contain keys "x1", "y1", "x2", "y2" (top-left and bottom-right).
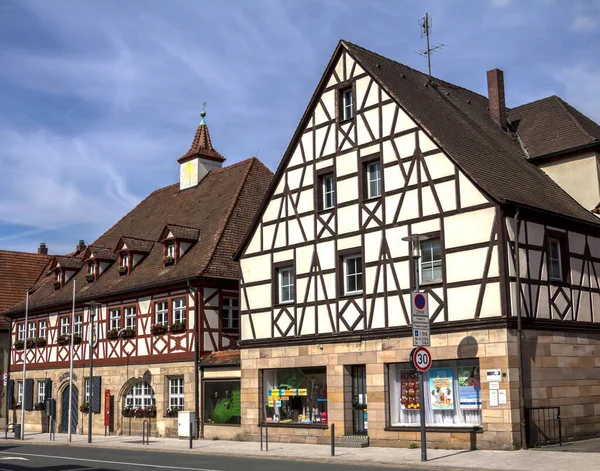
[
  {"x1": 419, "y1": 281, "x2": 443, "y2": 288},
  {"x1": 274, "y1": 302, "x2": 295, "y2": 308},
  {"x1": 258, "y1": 422, "x2": 328, "y2": 429},
  {"x1": 362, "y1": 195, "x2": 382, "y2": 203},
  {"x1": 337, "y1": 117, "x2": 354, "y2": 125},
  {"x1": 340, "y1": 291, "x2": 363, "y2": 300},
  {"x1": 318, "y1": 207, "x2": 335, "y2": 214},
  {"x1": 385, "y1": 425, "x2": 482, "y2": 433},
  {"x1": 548, "y1": 279, "x2": 569, "y2": 287}
]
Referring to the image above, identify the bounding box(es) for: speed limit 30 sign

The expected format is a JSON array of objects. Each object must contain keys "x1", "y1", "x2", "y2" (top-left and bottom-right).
[{"x1": 411, "y1": 346, "x2": 432, "y2": 372}]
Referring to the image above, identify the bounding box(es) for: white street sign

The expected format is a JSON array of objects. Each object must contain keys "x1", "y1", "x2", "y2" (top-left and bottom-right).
[{"x1": 411, "y1": 292, "x2": 430, "y2": 346}]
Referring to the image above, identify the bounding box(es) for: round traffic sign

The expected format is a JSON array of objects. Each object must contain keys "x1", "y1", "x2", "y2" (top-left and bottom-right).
[
  {"x1": 414, "y1": 293, "x2": 426, "y2": 310},
  {"x1": 412, "y1": 346, "x2": 432, "y2": 372}
]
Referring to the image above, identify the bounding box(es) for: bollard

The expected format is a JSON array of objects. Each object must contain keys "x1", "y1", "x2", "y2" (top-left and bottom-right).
[
  {"x1": 331, "y1": 423, "x2": 335, "y2": 456},
  {"x1": 265, "y1": 419, "x2": 268, "y2": 452},
  {"x1": 189, "y1": 422, "x2": 193, "y2": 449},
  {"x1": 260, "y1": 423, "x2": 263, "y2": 451}
]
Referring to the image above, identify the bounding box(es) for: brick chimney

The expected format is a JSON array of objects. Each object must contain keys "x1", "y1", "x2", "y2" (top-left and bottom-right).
[
  {"x1": 76, "y1": 240, "x2": 87, "y2": 254},
  {"x1": 37, "y1": 242, "x2": 48, "y2": 255},
  {"x1": 487, "y1": 68, "x2": 507, "y2": 130}
]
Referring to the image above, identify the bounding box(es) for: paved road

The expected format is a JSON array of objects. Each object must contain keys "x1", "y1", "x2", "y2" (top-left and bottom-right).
[{"x1": 0, "y1": 443, "x2": 438, "y2": 471}]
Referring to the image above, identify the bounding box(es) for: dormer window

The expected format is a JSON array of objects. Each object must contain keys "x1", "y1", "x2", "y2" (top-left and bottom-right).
[
  {"x1": 86, "y1": 263, "x2": 96, "y2": 283},
  {"x1": 119, "y1": 253, "x2": 130, "y2": 276},
  {"x1": 50, "y1": 255, "x2": 84, "y2": 290},
  {"x1": 82, "y1": 246, "x2": 117, "y2": 282},
  {"x1": 159, "y1": 224, "x2": 200, "y2": 267},
  {"x1": 54, "y1": 271, "x2": 62, "y2": 290},
  {"x1": 114, "y1": 237, "x2": 153, "y2": 276}
]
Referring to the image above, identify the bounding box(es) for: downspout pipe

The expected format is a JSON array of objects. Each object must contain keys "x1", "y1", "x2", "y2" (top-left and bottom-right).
[
  {"x1": 187, "y1": 279, "x2": 200, "y2": 439},
  {"x1": 514, "y1": 207, "x2": 527, "y2": 449}
]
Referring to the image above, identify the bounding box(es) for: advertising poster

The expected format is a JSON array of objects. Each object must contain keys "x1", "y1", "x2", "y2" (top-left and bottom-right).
[
  {"x1": 430, "y1": 368, "x2": 454, "y2": 410},
  {"x1": 458, "y1": 366, "x2": 482, "y2": 410},
  {"x1": 400, "y1": 370, "x2": 421, "y2": 410}
]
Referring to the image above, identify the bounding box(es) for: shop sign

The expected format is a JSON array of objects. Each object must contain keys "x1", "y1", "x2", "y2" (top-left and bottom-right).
[
  {"x1": 458, "y1": 366, "x2": 481, "y2": 410},
  {"x1": 104, "y1": 389, "x2": 110, "y2": 426},
  {"x1": 429, "y1": 368, "x2": 454, "y2": 410},
  {"x1": 486, "y1": 369, "x2": 501, "y2": 382}
]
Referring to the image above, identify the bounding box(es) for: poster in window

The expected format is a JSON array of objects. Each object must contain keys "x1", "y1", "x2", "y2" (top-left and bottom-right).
[
  {"x1": 400, "y1": 370, "x2": 421, "y2": 410},
  {"x1": 458, "y1": 366, "x2": 482, "y2": 410},
  {"x1": 429, "y1": 368, "x2": 454, "y2": 410}
]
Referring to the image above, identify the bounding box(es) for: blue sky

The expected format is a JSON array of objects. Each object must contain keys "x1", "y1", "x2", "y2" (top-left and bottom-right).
[{"x1": 0, "y1": 0, "x2": 599, "y2": 255}]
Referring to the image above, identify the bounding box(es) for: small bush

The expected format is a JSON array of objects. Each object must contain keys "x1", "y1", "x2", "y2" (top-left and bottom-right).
[{"x1": 409, "y1": 442, "x2": 419, "y2": 449}]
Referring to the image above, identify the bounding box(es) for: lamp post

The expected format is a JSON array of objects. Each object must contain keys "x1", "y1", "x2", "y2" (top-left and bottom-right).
[
  {"x1": 402, "y1": 234, "x2": 429, "y2": 462},
  {"x1": 85, "y1": 301, "x2": 97, "y2": 443},
  {"x1": 20, "y1": 290, "x2": 29, "y2": 440}
]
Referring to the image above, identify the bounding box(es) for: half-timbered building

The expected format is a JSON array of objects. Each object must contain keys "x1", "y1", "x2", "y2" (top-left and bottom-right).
[
  {"x1": 236, "y1": 41, "x2": 600, "y2": 450},
  {"x1": 5, "y1": 114, "x2": 272, "y2": 439}
]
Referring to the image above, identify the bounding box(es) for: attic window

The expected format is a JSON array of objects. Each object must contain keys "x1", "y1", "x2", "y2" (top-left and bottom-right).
[
  {"x1": 86, "y1": 263, "x2": 96, "y2": 283},
  {"x1": 165, "y1": 243, "x2": 175, "y2": 266},
  {"x1": 159, "y1": 224, "x2": 200, "y2": 268},
  {"x1": 54, "y1": 271, "x2": 62, "y2": 290},
  {"x1": 119, "y1": 253, "x2": 130, "y2": 276},
  {"x1": 339, "y1": 87, "x2": 354, "y2": 121}
]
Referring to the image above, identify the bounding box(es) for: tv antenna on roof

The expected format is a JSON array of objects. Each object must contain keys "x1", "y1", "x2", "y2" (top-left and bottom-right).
[{"x1": 416, "y1": 12, "x2": 446, "y2": 82}]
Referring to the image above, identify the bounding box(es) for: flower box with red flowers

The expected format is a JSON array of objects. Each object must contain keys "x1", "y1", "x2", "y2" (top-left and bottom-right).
[
  {"x1": 86, "y1": 274, "x2": 95, "y2": 283},
  {"x1": 163, "y1": 255, "x2": 174, "y2": 267},
  {"x1": 73, "y1": 335, "x2": 83, "y2": 345},
  {"x1": 119, "y1": 328, "x2": 136, "y2": 338},
  {"x1": 36, "y1": 337, "x2": 47, "y2": 347},
  {"x1": 169, "y1": 322, "x2": 186, "y2": 333},
  {"x1": 26, "y1": 339, "x2": 36, "y2": 349},
  {"x1": 57, "y1": 334, "x2": 70, "y2": 346},
  {"x1": 145, "y1": 405, "x2": 157, "y2": 418},
  {"x1": 13, "y1": 340, "x2": 24, "y2": 350},
  {"x1": 107, "y1": 329, "x2": 119, "y2": 339},
  {"x1": 150, "y1": 323, "x2": 167, "y2": 335}
]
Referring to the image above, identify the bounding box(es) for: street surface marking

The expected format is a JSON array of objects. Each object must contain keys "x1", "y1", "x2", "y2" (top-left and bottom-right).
[
  {"x1": 0, "y1": 451, "x2": 221, "y2": 470},
  {"x1": 0, "y1": 457, "x2": 28, "y2": 460}
]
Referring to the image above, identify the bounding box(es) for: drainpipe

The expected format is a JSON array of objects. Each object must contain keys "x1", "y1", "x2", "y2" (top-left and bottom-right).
[
  {"x1": 514, "y1": 208, "x2": 527, "y2": 449},
  {"x1": 6, "y1": 318, "x2": 12, "y2": 425},
  {"x1": 187, "y1": 280, "x2": 200, "y2": 439}
]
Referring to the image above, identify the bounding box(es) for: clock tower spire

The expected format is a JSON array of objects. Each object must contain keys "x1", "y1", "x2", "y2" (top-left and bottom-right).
[{"x1": 178, "y1": 104, "x2": 226, "y2": 191}]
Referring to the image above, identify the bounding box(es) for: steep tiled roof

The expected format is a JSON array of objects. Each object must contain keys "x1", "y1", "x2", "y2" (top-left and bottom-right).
[
  {"x1": 83, "y1": 246, "x2": 118, "y2": 262},
  {"x1": 342, "y1": 41, "x2": 600, "y2": 225},
  {"x1": 161, "y1": 224, "x2": 200, "y2": 242},
  {"x1": 0, "y1": 250, "x2": 51, "y2": 328},
  {"x1": 6, "y1": 157, "x2": 272, "y2": 314},
  {"x1": 118, "y1": 237, "x2": 154, "y2": 254},
  {"x1": 178, "y1": 122, "x2": 225, "y2": 163},
  {"x1": 52, "y1": 256, "x2": 84, "y2": 270},
  {"x1": 199, "y1": 349, "x2": 240, "y2": 367},
  {"x1": 508, "y1": 96, "x2": 600, "y2": 159}
]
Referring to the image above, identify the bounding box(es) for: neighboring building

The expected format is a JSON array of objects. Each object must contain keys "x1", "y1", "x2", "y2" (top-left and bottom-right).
[
  {"x1": 5, "y1": 114, "x2": 272, "y2": 439},
  {"x1": 0, "y1": 245, "x2": 51, "y2": 427},
  {"x1": 236, "y1": 41, "x2": 600, "y2": 450}
]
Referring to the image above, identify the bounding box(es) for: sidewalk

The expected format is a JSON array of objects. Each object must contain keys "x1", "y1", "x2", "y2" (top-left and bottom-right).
[{"x1": 4, "y1": 432, "x2": 600, "y2": 470}]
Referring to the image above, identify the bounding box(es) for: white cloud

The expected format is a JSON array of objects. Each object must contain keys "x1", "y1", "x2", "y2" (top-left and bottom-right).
[{"x1": 570, "y1": 14, "x2": 598, "y2": 31}]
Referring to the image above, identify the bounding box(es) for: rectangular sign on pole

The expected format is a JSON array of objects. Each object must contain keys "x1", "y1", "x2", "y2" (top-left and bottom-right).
[{"x1": 411, "y1": 292, "x2": 431, "y2": 347}]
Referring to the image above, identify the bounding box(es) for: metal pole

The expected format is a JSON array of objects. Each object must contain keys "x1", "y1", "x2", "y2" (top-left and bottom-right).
[
  {"x1": 189, "y1": 421, "x2": 192, "y2": 449},
  {"x1": 331, "y1": 422, "x2": 335, "y2": 456},
  {"x1": 414, "y1": 248, "x2": 426, "y2": 462},
  {"x1": 515, "y1": 209, "x2": 527, "y2": 449},
  {"x1": 20, "y1": 291, "x2": 29, "y2": 440},
  {"x1": 260, "y1": 423, "x2": 263, "y2": 451},
  {"x1": 88, "y1": 303, "x2": 95, "y2": 443},
  {"x1": 68, "y1": 281, "x2": 76, "y2": 442},
  {"x1": 265, "y1": 417, "x2": 268, "y2": 452}
]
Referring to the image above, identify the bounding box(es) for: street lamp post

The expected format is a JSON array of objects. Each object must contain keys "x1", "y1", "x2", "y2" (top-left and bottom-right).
[
  {"x1": 85, "y1": 301, "x2": 97, "y2": 443},
  {"x1": 402, "y1": 234, "x2": 429, "y2": 462}
]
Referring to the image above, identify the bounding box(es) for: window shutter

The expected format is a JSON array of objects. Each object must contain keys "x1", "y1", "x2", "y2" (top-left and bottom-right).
[
  {"x1": 6, "y1": 380, "x2": 14, "y2": 410},
  {"x1": 91, "y1": 376, "x2": 101, "y2": 413},
  {"x1": 44, "y1": 379, "x2": 53, "y2": 399},
  {"x1": 24, "y1": 378, "x2": 34, "y2": 410}
]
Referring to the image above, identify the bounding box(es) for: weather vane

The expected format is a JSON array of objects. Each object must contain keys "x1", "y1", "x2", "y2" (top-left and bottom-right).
[{"x1": 201, "y1": 102, "x2": 207, "y2": 118}]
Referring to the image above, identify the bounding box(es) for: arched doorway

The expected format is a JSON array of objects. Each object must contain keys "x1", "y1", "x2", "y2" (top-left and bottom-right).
[{"x1": 60, "y1": 384, "x2": 79, "y2": 433}]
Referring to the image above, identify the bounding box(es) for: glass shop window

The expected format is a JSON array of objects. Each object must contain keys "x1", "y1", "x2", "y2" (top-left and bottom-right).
[
  {"x1": 388, "y1": 359, "x2": 482, "y2": 427},
  {"x1": 203, "y1": 380, "x2": 240, "y2": 425},
  {"x1": 262, "y1": 367, "x2": 328, "y2": 425}
]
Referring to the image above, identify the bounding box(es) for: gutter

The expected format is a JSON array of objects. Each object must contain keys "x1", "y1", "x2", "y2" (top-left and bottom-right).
[
  {"x1": 527, "y1": 140, "x2": 600, "y2": 163},
  {"x1": 514, "y1": 207, "x2": 527, "y2": 450},
  {"x1": 187, "y1": 279, "x2": 200, "y2": 439}
]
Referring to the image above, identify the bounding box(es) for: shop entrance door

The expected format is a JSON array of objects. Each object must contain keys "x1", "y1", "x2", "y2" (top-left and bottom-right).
[
  {"x1": 351, "y1": 365, "x2": 367, "y2": 435},
  {"x1": 60, "y1": 384, "x2": 78, "y2": 433}
]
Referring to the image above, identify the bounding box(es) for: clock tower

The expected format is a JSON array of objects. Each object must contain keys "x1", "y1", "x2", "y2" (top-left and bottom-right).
[{"x1": 178, "y1": 108, "x2": 226, "y2": 191}]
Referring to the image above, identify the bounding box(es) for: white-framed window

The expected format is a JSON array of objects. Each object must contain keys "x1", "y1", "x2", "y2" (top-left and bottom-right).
[
  {"x1": 169, "y1": 377, "x2": 184, "y2": 409},
  {"x1": 173, "y1": 298, "x2": 186, "y2": 325},
  {"x1": 38, "y1": 320, "x2": 47, "y2": 339},
  {"x1": 109, "y1": 309, "x2": 121, "y2": 331},
  {"x1": 84, "y1": 378, "x2": 90, "y2": 404},
  {"x1": 125, "y1": 381, "x2": 155, "y2": 407},
  {"x1": 74, "y1": 314, "x2": 83, "y2": 336},
  {"x1": 121, "y1": 254, "x2": 129, "y2": 268},
  {"x1": 277, "y1": 266, "x2": 294, "y2": 304},
  {"x1": 222, "y1": 297, "x2": 239, "y2": 330},
  {"x1": 60, "y1": 317, "x2": 70, "y2": 335},
  {"x1": 155, "y1": 301, "x2": 168, "y2": 326},
  {"x1": 341, "y1": 87, "x2": 353, "y2": 120},
  {"x1": 323, "y1": 174, "x2": 335, "y2": 209},
  {"x1": 125, "y1": 306, "x2": 136, "y2": 329},
  {"x1": 17, "y1": 381, "x2": 23, "y2": 404},
  {"x1": 27, "y1": 321, "x2": 36, "y2": 339},
  {"x1": 38, "y1": 381, "x2": 46, "y2": 403},
  {"x1": 17, "y1": 323, "x2": 25, "y2": 341},
  {"x1": 89, "y1": 263, "x2": 96, "y2": 275},
  {"x1": 366, "y1": 161, "x2": 382, "y2": 198},
  {"x1": 56, "y1": 271, "x2": 63, "y2": 283},
  {"x1": 343, "y1": 254, "x2": 363, "y2": 294},
  {"x1": 167, "y1": 244, "x2": 175, "y2": 258},
  {"x1": 548, "y1": 237, "x2": 563, "y2": 281},
  {"x1": 420, "y1": 238, "x2": 443, "y2": 283}
]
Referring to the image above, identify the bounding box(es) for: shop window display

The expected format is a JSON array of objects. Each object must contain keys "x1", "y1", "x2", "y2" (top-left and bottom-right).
[
  {"x1": 262, "y1": 367, "x2": 328, "y2": 425},
  {"x1": 203, "y1": 380, "x2": 241, "y2": 425},
  {"x1": 389, "y1": 359, "x2": 482, "y2": 427}
]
